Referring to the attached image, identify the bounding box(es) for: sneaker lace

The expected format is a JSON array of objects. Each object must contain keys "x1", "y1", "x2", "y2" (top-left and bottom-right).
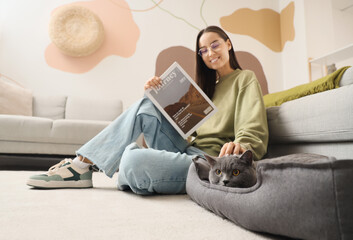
[{"x1": 48, "y1": 158, "x2": 71, "y2": 173}]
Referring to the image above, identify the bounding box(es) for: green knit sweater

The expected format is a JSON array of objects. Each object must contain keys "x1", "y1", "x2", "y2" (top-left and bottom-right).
[{"x1": 192, "y1": 69, "x2": 269, "y2": 160}]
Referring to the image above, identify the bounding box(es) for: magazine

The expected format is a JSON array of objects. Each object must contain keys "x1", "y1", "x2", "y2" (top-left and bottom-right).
[{"x1": 145, "y1": 62, "x2": 217, "y2": 139}]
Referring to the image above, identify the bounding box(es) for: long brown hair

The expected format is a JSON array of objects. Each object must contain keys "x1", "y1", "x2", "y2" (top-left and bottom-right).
[{"x1": 195, "y1": 26, "x2": 242, "y2": 99}]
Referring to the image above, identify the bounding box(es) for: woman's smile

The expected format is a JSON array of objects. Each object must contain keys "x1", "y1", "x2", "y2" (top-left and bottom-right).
[{"x1": 210, "y1": 57, "x2": 220, "y2": 63}]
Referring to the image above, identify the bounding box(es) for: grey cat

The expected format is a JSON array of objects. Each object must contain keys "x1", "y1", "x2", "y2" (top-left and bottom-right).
[{"x1": 193, "y1": 150, "x2": 257, "y2": 188}]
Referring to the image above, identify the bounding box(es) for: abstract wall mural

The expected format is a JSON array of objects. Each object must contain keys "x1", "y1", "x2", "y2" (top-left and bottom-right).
[
  {"x1": 45, "y1": 0, "x2": 140, "y2": 73},
  {"x1": 220, "y1": 1, "x2": 295, "y2": 52},
  {"x1": 44, "y1": 0, "x2": 295, "y2": 94}
]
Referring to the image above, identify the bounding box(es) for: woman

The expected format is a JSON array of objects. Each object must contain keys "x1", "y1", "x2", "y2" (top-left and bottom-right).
[{"x1": 27, "y1": 26, "x2": 268, "y2": 194}]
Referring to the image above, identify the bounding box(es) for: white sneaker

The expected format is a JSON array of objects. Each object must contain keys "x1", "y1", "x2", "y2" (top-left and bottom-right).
[{"x1": 27, "y1": 158, "x2": 93, "y2": 189}]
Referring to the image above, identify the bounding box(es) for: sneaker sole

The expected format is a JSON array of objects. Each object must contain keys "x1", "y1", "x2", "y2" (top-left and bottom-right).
[{"x1": 27, "y1": 179, "x2": 93, "y2": 189}]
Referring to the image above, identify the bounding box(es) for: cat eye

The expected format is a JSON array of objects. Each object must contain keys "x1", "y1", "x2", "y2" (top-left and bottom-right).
[
  {"x1": 232, "y1": 169, "x2": 240, "y2": 176},
  {"x1": 215, "y1": 169, "x2": 222, "y2": 175}
]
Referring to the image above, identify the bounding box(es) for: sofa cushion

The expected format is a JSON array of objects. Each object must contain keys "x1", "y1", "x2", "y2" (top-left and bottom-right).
[
  {"x1": 33, "y1": 95, "x2": 67, "y2": 119},
  {"x1": 51, "y1": 119, "x2": 110, "y2": 144},
  {"x1": 0, "y1": 79, "x2": 32, "y2": 116},
  {"x1": 0, "y1": 141, "x2": 82, "y2": 155},
  {"x1": 267, "y1": 84, "x2": 353, "y2": 143},
  {"x1": 0, "y1": 115, "x2": 109, "y2": 145},
  {"x1": 65, "y1": 96, "x2": 123, "y2": 121},
  {"x1": 0, "y1": 115, "x2": 52, "y2": 142}
]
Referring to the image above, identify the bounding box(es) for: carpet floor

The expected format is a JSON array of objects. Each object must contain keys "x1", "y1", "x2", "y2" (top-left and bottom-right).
[{"x1": 0, "y1": 171, "x2": 283, "y2": 240}]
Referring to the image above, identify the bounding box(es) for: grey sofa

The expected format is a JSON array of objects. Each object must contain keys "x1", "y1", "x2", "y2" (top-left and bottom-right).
[
  {"x1": 266, "y1": 66, "x2": 353, "y2": 160},
  {"x1": 0, "y1": 95, "x2": 122, "y2": 169}
]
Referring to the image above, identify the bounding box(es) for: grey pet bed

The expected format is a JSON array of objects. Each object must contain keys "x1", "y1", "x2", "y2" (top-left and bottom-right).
[{"x1": 186, "y1": 154, "x2": 353, "y2": 240}]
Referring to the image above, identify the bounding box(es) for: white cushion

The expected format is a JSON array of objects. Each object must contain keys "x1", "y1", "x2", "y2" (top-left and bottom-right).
[
  {"x1": 0, "y1": 115, "x2": 53, "y2": 142},
  {"x1": 0, "y1": 79, "x2": 32, "y2": 116},
  {"x1": 65, "y1": 96, "x2": 122, "y2": 121},
  {"x1": 51, "y1": 119, "x2": 110, "y2": 144},
  {"x1": 0, "y1": 114, "x2": 109, "y2": 144},
  {"x1": 0, "y1": 141, "x2": 82, "y2": 155},
  {"x1": 33, "y1": 95, "x2": 67, "y2": 119}
]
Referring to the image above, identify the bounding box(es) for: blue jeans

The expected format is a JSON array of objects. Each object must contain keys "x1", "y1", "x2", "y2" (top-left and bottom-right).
[{"x1": 77, "y1": 97, "x2": 205, "y2": 195}]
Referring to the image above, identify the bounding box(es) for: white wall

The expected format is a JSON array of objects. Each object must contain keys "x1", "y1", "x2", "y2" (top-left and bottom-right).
[
  {"x1": 280, "y1": 0, "x2": 309, "y2": 89},
  {"x1": 304, "y1": 0, "x2": 335, "y2": 58},
  {"x1": 304, "y1": 0, "x2": 335, "y2": 80},
  {"x1": 332, "y1": 6, "x2": 353, "y2": 69}
]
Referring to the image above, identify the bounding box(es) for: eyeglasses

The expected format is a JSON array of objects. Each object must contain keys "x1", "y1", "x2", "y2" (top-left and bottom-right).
[{"x1": 198, "y1": 40, "x2": 222, "y2": 57}]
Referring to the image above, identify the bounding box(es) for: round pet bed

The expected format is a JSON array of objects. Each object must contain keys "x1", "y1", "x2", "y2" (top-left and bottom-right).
[
  {"x1": 186, "y1": 153, "x2": 353, "y2": 240},
  {"x1": 49, "y1": 5, "x2": 104, "y2": 57}
]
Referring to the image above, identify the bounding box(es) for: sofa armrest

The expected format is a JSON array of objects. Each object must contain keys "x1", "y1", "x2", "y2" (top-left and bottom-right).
[
  {"x1": 266, "y1": 84, "x2": 353, "y2": 143},
  {"x1": 339, "y1": 66, "x2": 353, "y2": 87}
]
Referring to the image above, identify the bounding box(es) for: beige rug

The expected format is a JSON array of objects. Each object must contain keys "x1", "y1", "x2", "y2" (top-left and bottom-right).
[{"x1": 0, "y1": 171, "x2": 282, "y2": 240}]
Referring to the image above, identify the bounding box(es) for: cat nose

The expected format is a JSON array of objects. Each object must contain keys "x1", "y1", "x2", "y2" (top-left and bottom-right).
[{"x1": 223, "y1": 180, "x2": 229, "y2": 185}]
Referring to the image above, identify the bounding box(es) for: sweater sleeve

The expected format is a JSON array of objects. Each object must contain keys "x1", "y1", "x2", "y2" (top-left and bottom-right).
[{"x1": 233, "y1": 76, "x2": 269, "y2": 160}]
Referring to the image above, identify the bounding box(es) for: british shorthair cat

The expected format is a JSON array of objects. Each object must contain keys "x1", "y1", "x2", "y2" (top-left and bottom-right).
[{"x1": 193, "y1": 150, "x2": 257, "y2": 188}]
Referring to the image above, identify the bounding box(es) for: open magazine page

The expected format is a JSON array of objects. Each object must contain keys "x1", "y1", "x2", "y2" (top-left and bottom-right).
[{"x1": 145, "y1": 62, "x2": 217, "y2": 139}]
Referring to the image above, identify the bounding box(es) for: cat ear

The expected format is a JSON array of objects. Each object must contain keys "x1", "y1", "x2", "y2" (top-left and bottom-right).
[
  {"x1": 240, "y1": 150, "x2": 253, "y2": 165},
  {"x1": 204, "y1": 154, "x2": 217, "y2": 167},
  {"x1": 192, "y1": 156, "x2": 211, "y2": 180},
  {"x1": 192, "y1": 156, "x2": 200, "y2": 162}
]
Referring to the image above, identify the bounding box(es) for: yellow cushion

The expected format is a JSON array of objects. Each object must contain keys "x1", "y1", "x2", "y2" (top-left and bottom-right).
[{"x1": 263, "y1": 66, "x2": 351, "y2": 107}]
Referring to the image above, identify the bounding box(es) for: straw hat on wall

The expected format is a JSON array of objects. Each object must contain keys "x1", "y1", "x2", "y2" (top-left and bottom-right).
[{"x1": 49, "y1": 5, "x2": 104, "y2": 57}]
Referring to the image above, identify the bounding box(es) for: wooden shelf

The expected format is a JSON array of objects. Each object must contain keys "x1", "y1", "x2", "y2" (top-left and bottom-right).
[
  {"x1": 308, "y1": 43, "x2": 353, "y2": 81},
  {"x1": 310, "y1": 43, "x2": 353, "y2": 65}
]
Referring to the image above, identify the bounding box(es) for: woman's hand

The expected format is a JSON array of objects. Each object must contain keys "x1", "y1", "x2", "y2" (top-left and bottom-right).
[
  {"x1": 144, "y1": 76, "x2": 162, "y2": 91},
  {"x1": 219, "y1": 142, "x2": 246, "y2": 157}
]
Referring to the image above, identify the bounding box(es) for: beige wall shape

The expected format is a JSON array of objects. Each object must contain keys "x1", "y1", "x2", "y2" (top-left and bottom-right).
[{"x1": 220, "y1": 2, "x2": 295, "y2": 52}]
